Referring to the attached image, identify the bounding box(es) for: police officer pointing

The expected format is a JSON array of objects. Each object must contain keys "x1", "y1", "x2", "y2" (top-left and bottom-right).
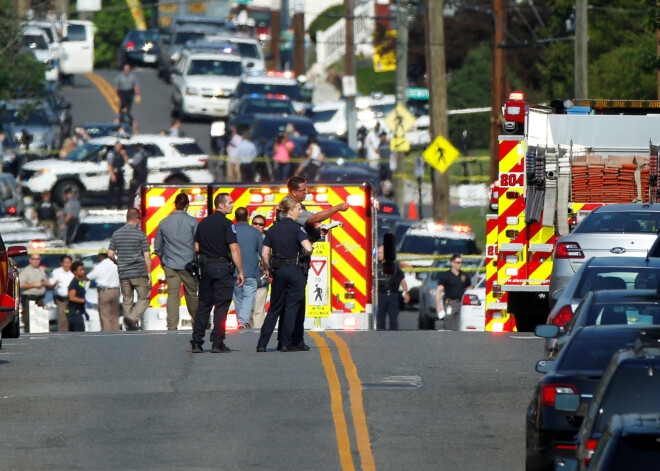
[
  {"x1": 256, "y1": 198, "x2": 313, "y2": 352},
  {"x1": 190, "y1": 193, "x2": 245, "y2": 353}
]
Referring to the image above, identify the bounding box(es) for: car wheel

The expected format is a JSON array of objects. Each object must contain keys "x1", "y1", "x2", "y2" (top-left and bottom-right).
[
  {"x1": 53, "y1": 180, "x2": 82, "y2": 206},
  {"x1": 418, "y1": 311, "x2": 435, "y2": 330},
  {"x1": 2, "y1": 312, "x2": 20, "y2": 339}
]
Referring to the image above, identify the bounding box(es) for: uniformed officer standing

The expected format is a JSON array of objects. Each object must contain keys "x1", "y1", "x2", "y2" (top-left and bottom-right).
[
  {"x1": 435, "y1": 253, "x2": 473, "y2": 331},
  {"x1": 190, "y1": 193, "x2": 245, "y2": 353},
  {"x1": 376, "y1": 244, "x2": 410, "y2": 330},
  {"x1": 107, "y1": 141, "x2": 128, "y2": 209},
  {"x1": 256, "y1": 198, "x2": 312, "y2": 352}
]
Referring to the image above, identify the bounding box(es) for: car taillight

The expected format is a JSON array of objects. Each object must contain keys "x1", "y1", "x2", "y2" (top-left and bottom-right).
[
  {"x1": 584, "y1": 439, "x2": 598, "y2": 465},
  {"x1": 551, "y1": 305, "x2": 573, "y2": 328},
  {"x1": 462, "y1": 294, "x2": 481, "y2": 306},
  {"x1": 555, "y1": 242, "x2": 584, "y2": 259},
  {"x1": 540, "y1": 383, "x2": 578, "y2": 407}
]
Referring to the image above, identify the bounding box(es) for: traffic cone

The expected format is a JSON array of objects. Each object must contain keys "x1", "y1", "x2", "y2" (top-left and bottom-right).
[{"x1": 408, "y1": 201, "x2": 417, "y2": 220}]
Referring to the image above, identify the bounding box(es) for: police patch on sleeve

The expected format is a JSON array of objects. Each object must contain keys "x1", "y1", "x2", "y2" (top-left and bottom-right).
[
  {"x1": 231, "y1": 224, "x2": 237, "y2": 233},
  {"x1": 300, "y1": 227, "x2": 306, "y2": 233}
]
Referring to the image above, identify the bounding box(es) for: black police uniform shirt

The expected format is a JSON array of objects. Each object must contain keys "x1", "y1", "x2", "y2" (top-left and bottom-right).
[
  {"x1": 36, "y1": 200, "x2": 58, "y2": 221},
  {"x1": 436, "y1": 270, "x2": 471, "y2": 300},
  {"x1": 377, "y1": 261, "x2": 404, "y2": 293},
  {"x1": 264, "y1": 217, "x2": 309, "y2": 259},
  {"x1": 194, "y1": 210, "x2": 237, "y2": 258},
  {"x1": 107, "y1": 150, "x2": 125, "y2": 173},
  {"x1": 67, "y1": 278, "x2": 86, "y2": 315}
]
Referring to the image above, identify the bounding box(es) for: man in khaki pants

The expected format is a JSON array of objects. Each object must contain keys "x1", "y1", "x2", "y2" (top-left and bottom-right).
[
  {"x1": 154, "y1": 193, "x2": 199, "y2": 329},
  {"x1": 86, "y1": 252, "x2": 121, "y2": 331}
]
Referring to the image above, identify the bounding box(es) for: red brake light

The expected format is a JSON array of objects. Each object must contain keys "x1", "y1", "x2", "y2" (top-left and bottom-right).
[
  {"x1": 8, "y1": 206, "x2": 16, "y2": 215},
  {"x1": 462, "y1": 294, "x2": 481, "y2": 306},
  {"x1": 508, "y1": 91, "x2": 524, "y2": 101},
  {"x1": 551, "y1": 305, "x2": 573, "y2": 328},
  {"x1": 584, "y1": 438, "x2": 598, "y2": 466},
  {"x1": 452, "y1": 224, "x2": 471, "y2": 233},
  {"x1": 555, "y1": 242, "x2": 584, "y2": 259},
  {"x1": 540, "y1": 383, "x2": 578, "y2": 407},
  {"x1": 382, "y1": 206, "x2": 393, "y2": 213},
  {"x1": 125, "y1": 40, "x2": 135, "y2": 51}
]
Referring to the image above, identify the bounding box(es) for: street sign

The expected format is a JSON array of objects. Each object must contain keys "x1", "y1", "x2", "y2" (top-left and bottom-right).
[
  {"x1": 342, "y1": 75, "x2": 356, "y2": 97},
  {"x1": 423, "y1": 135, "x2": 460, "y2": 174},
  {"x1": 390, "y1": 137, "x2": 410, "y2": 153},
  {"x1": 307, "y1": 242, "x2": 331, "y2": 317},
  {"x1": 407, "y1": 88, "x2": 429, "y2": 100},
  {"x1": 384, "y1": 104, "x2": 416, "y2": 138},
  {"x1": 373, "y1": 30, "x2": 397, "y2": 73}
]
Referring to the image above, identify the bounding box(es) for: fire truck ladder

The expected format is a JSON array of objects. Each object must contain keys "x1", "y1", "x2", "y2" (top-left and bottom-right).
[
  {"x1": 649, "y1": 141, "x2": 659, "y2": 203},
  {"x1": 541, "y1": 146, "x2": 558, "y2": 227},
  {"x1": 525, "y1": 147, "x2": 545, "y2": 224}
]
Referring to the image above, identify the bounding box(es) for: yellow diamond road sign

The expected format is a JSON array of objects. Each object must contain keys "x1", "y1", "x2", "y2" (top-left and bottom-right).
[
  {"x1": 384, "y1": 104, "x2": 416, "y2": 138},
  {"x1": 390, "y1": 137, "x2": 410, "y2": 152},
  {"x1": 423, "y1": 135, "x2": 460, "y2": 174}
]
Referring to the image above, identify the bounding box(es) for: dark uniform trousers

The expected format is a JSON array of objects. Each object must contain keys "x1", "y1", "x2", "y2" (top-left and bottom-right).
[
  {"x1": 192, "y1": 262, "x2": 234, "y2": 346},
  {"x1": 109, "y1": 172, "x2": 125, "y2": 209},
  {"x1": 377, "y1": 291, "x2": 400, "y2": 331},
  {"x1": 257, "y1": 264, "x2": 306, "y2": 349}
]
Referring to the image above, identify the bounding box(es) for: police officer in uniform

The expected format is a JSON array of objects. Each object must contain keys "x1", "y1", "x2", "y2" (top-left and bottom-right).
[
  {"x1": 435, "y1": 253, "x2": 473, "y2": 331},
  {"x1": 376, "y1": 243, "x2": 410, "y2": 330},
  {"x1": 190, "y1": 193, "x2": 245, "y2": 353},
  {"x1": 256, "y1": 198, "x2": 312, "y2": 352},
  {"x1": 107, "y1": 141, "x2": 128, "y2": 209}
]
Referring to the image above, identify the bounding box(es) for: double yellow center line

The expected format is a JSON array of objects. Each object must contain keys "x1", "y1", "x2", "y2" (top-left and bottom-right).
[
  {"x1": 86, "y1": 73, "x2": 119, "y2": 114},
  {"x1": 310, "y1": 331, "x2": 376, "y2": 471}
]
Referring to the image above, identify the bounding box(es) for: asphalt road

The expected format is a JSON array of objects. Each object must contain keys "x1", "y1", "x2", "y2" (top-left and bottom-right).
[{"x1": 0, "y1": 329, "x2": 543, "y2": 470}]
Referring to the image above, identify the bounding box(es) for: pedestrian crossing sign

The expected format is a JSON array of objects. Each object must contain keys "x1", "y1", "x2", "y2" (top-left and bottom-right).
[
  {"x1": 307, "y1": 242, "x2": 331, "y2": 317},
  {"x1": 423, "y1": 135, "x2": 460, "y2": 174}
]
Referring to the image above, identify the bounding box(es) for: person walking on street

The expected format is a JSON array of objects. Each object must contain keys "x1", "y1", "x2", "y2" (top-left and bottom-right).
[
  {"x1": 129, "y1": 142, "x2": 148, "y2": 201},
  {"x1": 273, "y1": 130, "x2": 294, "y2": 182},
  {"x1": 376, "y1": 244, "x2": 409, "y2": 330},
  {"x1": 66, "y1": 261, "x2": 88, "y2": 332},
  {"x1": 435, "y1": 253, "x2": 473, "y2": 331},
  {"x1": 36, "y1": 190, "x2": 59, "y2": 237},
  {"x1": 256, "y1": 198, "x2": 312, "y2": 352},
  {"x1": 19, "y1": 254, "x2": 52, "y2": 333},
  {"x1": 168, "y1": 119, "x2": 182, "y2": 137},
  {"x1": 190, "y1": 193, "x2": 245, "y2": 353},
  {"x1": 59, "y1": 186, "x2": 80, "y2": 244},
  {"x1": 154, "y1": 193, "x2": 199, "y2": 330},
  {"x1": 108, "y1": 208, "x2": 152, "y2": 331},
  {"x1": 107, "y1": 141, "x2": 128, "y2": 209},
  {"x1": 226, "y1": 125, "x2": 242, "y2": 182},
  {"x1": 235, "y1": 130, "x2": 258, "y2": 182},
  {"x1": 114, "y1": 63, "x2": 141, "y2": 112},
  {"x1": 232, "y1": 207, "x2": 262, "y2": 329},
  {"x1": 86, "y1": 252, "x2": 121, "y2": 331},
  {"x1": 49, "y1": 255, "x2": 74, "y2": 332},
  {"x1": 250, "y1": 214, "x2": 269, "y2": 329},
  {"x1": 365, "y1": 124, "x2": 380, "y2": 170},
  {"x1": 284, "y1": 175, "x2": 349, "y2": 349}
]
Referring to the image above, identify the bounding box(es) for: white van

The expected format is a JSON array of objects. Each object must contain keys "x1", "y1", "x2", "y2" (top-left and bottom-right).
[{"x1": 59, "y1": 20, "x2": 94, "y2": 79}]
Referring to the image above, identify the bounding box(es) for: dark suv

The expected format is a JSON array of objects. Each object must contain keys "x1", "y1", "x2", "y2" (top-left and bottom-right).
[{"x1": 0, "y1": 234, "x2": 27, "y2": 347}]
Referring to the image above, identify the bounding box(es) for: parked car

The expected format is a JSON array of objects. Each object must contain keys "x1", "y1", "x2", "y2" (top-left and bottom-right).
[
  {"x1": 21, "y1": 26, "x2": 59, "y2": 82},
  {"x1": 59, "y1": 20, "x2": 95, "y2": 81},
  {"x1": 117, "y1": 29, "x2": 160, "y2": 68},
  {"x1": 158, "y1": 25, "x2": 224, "y2": 80},
  {"x1": 546, "y1": 256, "x2": 660, "y2": 336},
  {"x1": 234, "y1": 71, "x2": 307, "y2": 113},
  {"x1": 0, "y1": 173, "x2": 25, "y2": 217},
  {"x1": 526, "y1": 325, "x2": 660, "y2": 471},
  {"x1": 549, "y1": 203, "x2": 660, "y2": 307},
  {"x1": 204, "y1": 33, "x2": 266, "y2": 72},
  {"x1": 79, "y1": 122, "x2": 132, "y2": 138},
  {"x1": 228, "y1": 94, "x2": 294, "y2": 121},
  {"x1": 459, "y1": 277, "x2": 486, "y2": 331},
  {"x1": 586, "y1": 413, "x2": 660, "y2": 470},
  {"x1": 68, "y1": 209, "x2": 126, "y2": 252},
  {"x1": 0, "y1": 234, "x2": 27, "y2": 346},
  {"x1": 0, "y1": 100, "x2": 63, "y2": 152}
]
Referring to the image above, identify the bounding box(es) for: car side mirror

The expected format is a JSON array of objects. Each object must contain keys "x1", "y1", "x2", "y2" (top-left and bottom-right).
[
  {"x1": 551, "y1": 289, "x2": 565, "y2": 300},
  {"x1": 535, "y1": 359, "x2": 554, "y2": 374},
  {"x1": 554, "y1": 394, "x2": 580, "y2": 412},
  {"x1": 535, "y1": 324, "x2": 560, "y2": 338}
]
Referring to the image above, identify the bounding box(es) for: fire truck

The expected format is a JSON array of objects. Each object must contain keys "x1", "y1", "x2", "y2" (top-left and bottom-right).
[
  {"x1": 486, "y1": 93, "x2": 660, "y2": 332},
  {"x1": 136, "y1": 182, "x2": 377, "y2": 331}
]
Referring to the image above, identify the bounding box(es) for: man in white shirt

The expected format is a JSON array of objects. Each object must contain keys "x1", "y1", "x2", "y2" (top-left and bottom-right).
[
  {"x1": 87, "y1": 252, "x2": 121, "y2": 331},
  {"x1": 49, "y1": 255, "x2": 75, "y2": 331},
  {"x1": 365, "y1": 124, "x2": 381, "y2": 170},
  {"x1": 235, "y1": 130, "x2": 258, "y2": 182}
]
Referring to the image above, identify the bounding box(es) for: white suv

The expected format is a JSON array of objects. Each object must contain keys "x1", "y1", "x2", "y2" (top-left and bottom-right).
[
  {"x1": 170, "y1": 50, "x2": 244, "y2": 119},
  {"x1": 18, "y1": 134, "x2": 212, "y2": 205}
]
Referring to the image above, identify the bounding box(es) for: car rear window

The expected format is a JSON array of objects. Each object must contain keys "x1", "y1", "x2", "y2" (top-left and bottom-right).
[
  {"x1": 74, "y1": 223, "x2": 123, "y2": 242},
  {"x1": 240, "y1": 99, "x2": 293, "y2": 116},
  {"x1": 604, "y1": 435, "x2": 660, "y2": 469},
  {"x1": 238, "y1": 83, "x2": 301, "y2": 100},
  {"x1": 399, "y1": 235, "x2": 477, "y2": 256},
  {"x1": 595, "y1": 365, "x2": 660, "y2": 432},
  {"x1": 575, "y1": 268, "x2": 660, "y2": 298},
  {"x1": 252, "y1": 119, "x2": 316, "y2": 139},
  {"x1": 573, "y1": 211, "x2": 660, "y2": 233},
  {"x1": 587, "y1": 301, "x2": 660, "y2": 327},
  {"x1": 558, "y1": 336, "x2": 637, "y2": 371},
  {"x1": 172, "y1": 142, "x2": 205, "y2": 156}
]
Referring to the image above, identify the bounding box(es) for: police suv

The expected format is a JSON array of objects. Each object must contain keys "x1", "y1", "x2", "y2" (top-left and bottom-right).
[{"x1": 18, "y1": 134, "x2": 211, "y2": 205}]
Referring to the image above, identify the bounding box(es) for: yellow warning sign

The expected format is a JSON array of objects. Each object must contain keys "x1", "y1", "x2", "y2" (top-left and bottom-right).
[
  {"x1": 390, "y1": 137, "x2": 410, "y2": 152},
  {"x1": 306, "y1": 242, "x2": 331, "y2": 317},
  {"x1": 384, "y1": 104, "x2": 416, "y2": 138},
  {"x1": 423, "y1": 135, "x2": 460, "y2": 174}
]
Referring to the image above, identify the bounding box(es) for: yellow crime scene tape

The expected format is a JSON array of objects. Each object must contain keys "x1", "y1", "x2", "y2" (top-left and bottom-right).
[{"x1": 28, "y1": 248, "x2": 108, "y2": 255}]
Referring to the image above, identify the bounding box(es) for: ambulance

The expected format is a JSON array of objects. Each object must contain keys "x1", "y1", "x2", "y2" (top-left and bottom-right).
[{"x1": 136, "y1": 182, "x2": 378, "y2": 330}]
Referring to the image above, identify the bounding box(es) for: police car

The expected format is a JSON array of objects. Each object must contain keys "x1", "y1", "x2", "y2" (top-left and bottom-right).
[
  {"x1": 232, "y1": 70, "x2": 309, "y2": 113},
  {"x1": 18, "y1": 134, "x2": 212, "y2": 205},
  {"x1": 396, "y1": 219, "x2": 480, "y2": 306}
]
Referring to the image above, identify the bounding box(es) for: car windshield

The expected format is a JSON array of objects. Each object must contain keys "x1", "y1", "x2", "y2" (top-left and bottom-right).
[
  {"x1": 587, "y1": 301, "x2": 660, "y2": 327},
  {"x1": 3, "y1": 109, "x2": 50, "y2": 126},
  {"x1": 187, "y1": 59, "x2": 242, "y2": 76},
  {"x1": 22, "y1": 35, "x2": 48, "y2": 50},
  {"x1": 74, "y1": 222, "x2": 124, "y2": 242},
  {"x1": 239, "y1": 83, "x2": 300, "y2": 100},
  {"x1": 558, "y1": 336, "x2": 637, "y2": 371},
  {"x1": 575, "y1": 267, "x2": 660, "y2": 298},
  {"x1": 172, "y1": 142, "x2": 205, "y2": 156},
  {"x1": 573, "y1": 211, "x2": 660, "y2": 233},
  {"x1": 235, "y1": 42, "x2": 260, "y2": 59},
  {"x1": 594, "y1": 365, "x2": 660, "y2": 432},
  {"x1": 399, "y1": 235, "x2": 477, "y2": 256},
  {"x1": 174, "y1": 31, "x2": 206, "y2": 45},
  {"x1": 312, "y1": 109, "x2": 338, "y2": 123},
  {"x1": 240, "y1": 99, "x2": 293, "y2": 115},
  {"x1": 128, "y1": 30, "x2": 158, "y2": 44},
  {"x1": 65, "y1": 143, "x2": 103, "y2": 162}
]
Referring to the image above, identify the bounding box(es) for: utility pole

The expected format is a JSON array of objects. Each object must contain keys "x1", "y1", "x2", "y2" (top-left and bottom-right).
[
  {"x1": 575, "y1": 0, "x2": 588, "y2": 98},
  {"x1": 345, "y1": 0, "x2": 357, "y2": 150},
  {"x1": 489, "y1": 0, "x2": 507, "y2": 184},
  {"x1": 292, "y1": 1, "x2": 305, "y2": 77},
  {"x1": 270, "y1": 0, "x2": 281, "y2": 71},
  {"x1": 426, "y1": 0, "x2": 449, "y2": 222},
  {"x1": 394, "y1": 0, "x2": 409, "y2": 213}
]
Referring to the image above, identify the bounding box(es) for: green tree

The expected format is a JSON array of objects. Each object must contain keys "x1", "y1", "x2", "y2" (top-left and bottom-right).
[
  {"x1": 92, "y1": 0, "x2": 146, "y2": 68},
  {"x1": 0, "y1": 0, "x2": 46, "y2": 103},
  {"x1": 308, "y1": 5, "x2": 344, "y2": 44}
]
